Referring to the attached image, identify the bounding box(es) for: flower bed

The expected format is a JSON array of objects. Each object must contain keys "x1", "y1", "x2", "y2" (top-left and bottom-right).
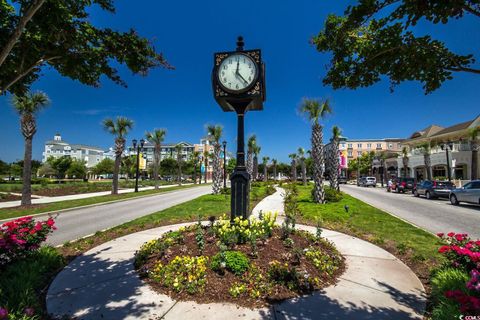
[
  {"x1": 135, "y1": 213, "x2": 345, "y2": 308},
  {"x1": 431, "y1": 232, "x2": 480, "y2": 318}
]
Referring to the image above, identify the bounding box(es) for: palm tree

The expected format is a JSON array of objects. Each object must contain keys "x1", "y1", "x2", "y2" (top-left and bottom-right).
[
  {"x1": 299, "y1": 98, "x2": 332, "y2": 204},
  {"x1": 190, "y1": 151, "x2": 201, "y2": 184},
  {"x1": 203, "y1": 149, "x2": 210, "y2": 183},
  {"x1": 145, "y1": 129, "x2": 166, "y2": 189},
  {"x1": 247, "y1": 134, "x2": 257, "y2": 178},
  {"x1": 175, "y1": 144, "x2": 184, "y2": 185},
  {"x1": 298, "y1": 147, "x2": 307, "y2": 185},
  {"x1": 207, "y1": 125, "x2": 223, "y2": 194},
  {"x1": 331, "y1": 126, "x2": 342, "y2": 191},
  {"x1": 262, "y1": 156, "x2": 270, "y2": 182},
  {"x1": 271, "y1": 159, "x2": 278, "y2": 181},
  {"x1": 402, "y1": 146, "x2": 409, "y2": 178},
  {"x1": 253, "y1": 144, "x2": 261, "y2": 181},
  {"x1": 288, "y1": 153, "x2": 298, "y2": 182},
  {"x1": 466, "y1": 126, "x2": 479, "y2": 180},
  {"x1": 103, "y1": 116, "x2": 134, "y2": 194},
  {"x1": 418, "y1": 143, "x2": 432, "y2": 181},
  {"x1": 12, "y1": 91, "x2": 50, "y2": 205}
]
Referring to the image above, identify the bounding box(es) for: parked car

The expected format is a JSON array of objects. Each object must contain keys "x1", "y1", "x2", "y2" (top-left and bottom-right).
[
  {"x1": 387, "y1": 177, "x2": 415, "y2": 193},
  {"x1": 359, "y1": 176, "x2": 376, "y2": 187},
  {"x1": 338, "y1": 176, "x2": 347, "y2": 184},
  {"x1": 449, "y1": 180, "x2": 480, "y2": 206},
  {"x1": 413, "y1": 180, "x2": 455, "y2": 199}
]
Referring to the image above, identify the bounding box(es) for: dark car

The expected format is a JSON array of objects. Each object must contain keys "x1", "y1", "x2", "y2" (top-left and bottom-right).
[
  {"x1": 413, "y1": 180, "x2": 455, "y2": 199},
  {"x1": 338, "y1": 176, "x2": 348, "y2": 184},
  {"x1": 387, "y1": 177, "x2": 415, "y2": 193}
]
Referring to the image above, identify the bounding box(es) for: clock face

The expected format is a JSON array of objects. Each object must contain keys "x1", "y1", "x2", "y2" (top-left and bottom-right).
[{"x1": 218, "y1": 53, "x2": 257, "y2": 92}]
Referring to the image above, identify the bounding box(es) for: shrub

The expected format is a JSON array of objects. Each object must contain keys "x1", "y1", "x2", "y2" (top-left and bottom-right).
[
  {"x1": 0, "y1": 246, "x2": 64, "y2": 319},
  {"x1": 434, "y1": 232, "x2": 480, "y2": 316},
  {"x1": 135, "y1": 230, "x2": 184, "y2": 268},
  {"x1": 213, "y1": 213, "x2": 277, "y2": 246},
  {"x1": 267, "y1": 260, "x2": 318, "y2": 292},
  {"x1": 324, "y1": 187, "x2": 343, "y2": 202},
  {"x1": 150, "y1": 255, "x2": 208, "y2": 294},
  {"x1": 211, "y1": 251, "x2": 250, "y2": 276},
  {"x1": 0, "y1": 216, "x2": 56, "y2": 266},
  {"x1": 304, "y1": 247, "x2": 342, "y2": 276},
  {"x1": 431, "y1": 268, "x2": 470, "y2": 302}
]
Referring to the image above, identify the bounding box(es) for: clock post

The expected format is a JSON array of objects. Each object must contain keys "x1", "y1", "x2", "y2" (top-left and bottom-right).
[{"x1": 212, "y1": 36, "x2": 266, "y2": 220}]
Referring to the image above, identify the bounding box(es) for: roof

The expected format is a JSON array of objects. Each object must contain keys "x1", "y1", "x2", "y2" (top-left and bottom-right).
[
  {"x1": 45, "y1": 140, "x2": 69, "y2": 145},
  {"x1": 342, "y1": 138, "x2": 404, "y2": 142},
  {"x1": 408, "y1": 125, "x2": 444, "y2": 139},
  {"x1": 70, "y1": 144, "x2": 104, "y2": 151},
  {"x1": 430, "y1": 119, "x2": 476, "y2": 137}
]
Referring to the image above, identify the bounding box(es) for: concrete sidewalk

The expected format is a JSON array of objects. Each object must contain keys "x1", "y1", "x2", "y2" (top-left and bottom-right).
[
  {"x1": 47, "y1": 188, "x2": 426, "y2": 320},
  {"x1": 0, "y1": 183, "x2": 193, "y2": 209}
]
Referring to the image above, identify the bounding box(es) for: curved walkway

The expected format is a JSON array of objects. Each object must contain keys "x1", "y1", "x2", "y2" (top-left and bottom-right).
[{"x1": 47, "y1": 188, "x2": 426, "y2": 320}]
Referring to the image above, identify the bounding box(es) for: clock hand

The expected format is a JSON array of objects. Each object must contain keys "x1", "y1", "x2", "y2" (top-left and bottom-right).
[
  {"x1": 236, "y1": 61, "x2": 239, "y2": 74},
  {"x1": 237, "y1": 72, "x2": 249, "y2": 84}
]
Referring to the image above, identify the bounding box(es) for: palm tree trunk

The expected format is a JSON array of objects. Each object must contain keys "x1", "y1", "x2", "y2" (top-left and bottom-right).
[
  {"x1": 332, "y1": 140, "x2": 340, "y2": 191},
  {"x1": 263, "y1": 165, "x2": 267, "y2": 182},
  {"x1": 253, "y1": 156, "x2": 258, "y2": 181},
  {"x1": 273, "y1": 166, "x2": 277, "y2": 181},
  {"x1": 193, "y1": 163, "x2": 197, "y2": 184},
  {"x1": 424, "y1": 154, "x2": 432, "y2": 180},
  {"x1": 212, "y1": 144, "x2": 221, "y2": 194},
  {"x1": 403, "y1": 157, "x2": 408, "y2": 178},
  {"x1": 113, "y1": 155, "x2": 121, "y2": 194},
  {"x1": 312, "y1": 123, "x2": 325, "y2": 203},
  {"x1": 154, "y1": 148, "x2": 160, "y2": 189},
  {"x1": 21, "y1": 137, "x2": 33, "y2": 206},
  {"x1": 204, "y1": 157, "x2": 208, "y2": 183},
  {"x1": 301, "y1": 160, "x2": 307, "y2": 185},
  {"x1": 247, "y1": 152, "x2": 253, "y2": 177},
  {"x1": 471, "y1": 141, "x2": 478, "y2": 180},
  {"x1": 291, "y1": 160, "x2": 297, "y2": 182}
]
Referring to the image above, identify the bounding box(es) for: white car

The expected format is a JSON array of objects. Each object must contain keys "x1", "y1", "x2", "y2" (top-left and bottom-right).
[
  {"x1": 359, "y1": 176, "x2": 377, "y2": 187},
  {"x1": 450, "y1": 180, "x2": 480, "y2": 206}
]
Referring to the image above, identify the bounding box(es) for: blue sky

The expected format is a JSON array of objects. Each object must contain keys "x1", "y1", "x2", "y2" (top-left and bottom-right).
[{"x1": 0, "y1": 0, "x2": 479, "y2": 163}]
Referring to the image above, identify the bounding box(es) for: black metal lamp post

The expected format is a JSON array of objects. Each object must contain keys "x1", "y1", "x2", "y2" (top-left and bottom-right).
[
  {"x1": 222, "y1": 141, "x2": 227, "y2": 189},
  {"x1": 441, "y1": 142, "x2": 453, "y2": 181},
  {"x1": 132, "y1": 138, "x2": 145, "y2": 192},
  {"x1": 212, "y1": 36, "x2": 266, "y2": 220},
  {"x1": 379, "y1": 158, "x2": 385, "y2": 187}
]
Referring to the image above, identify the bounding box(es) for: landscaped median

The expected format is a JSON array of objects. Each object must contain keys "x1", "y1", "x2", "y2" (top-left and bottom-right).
[
  {"x1": 0, "y1": 183, "x2": 204, "y2": 221},
  {"x1": 282, "y1": 182, "x2": 480, "y2": 318},
  {"x1": 0, "y1": 183, "x2": 275, "y2": 320}
]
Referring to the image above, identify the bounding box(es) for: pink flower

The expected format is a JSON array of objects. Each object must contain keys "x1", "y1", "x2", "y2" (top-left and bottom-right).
[
  {"x1": 23, "y1": 307, "x2": 35, "y2": 316},
  {"x1": 437, "y1": 233, "x2": 444, "y2": 238},
  {"x1": 34, "y1": 222, "x2": 42, "y2": 231},
  {"x1": 447, "y1": 232, "x2": 455, "y2": 237},
  {"x1": 438, "y1": 245, "x2": 451, "y2": 253},
  {"x1": 0, "y1": 308, "x2": 8, "y2": 319},
  {"x1": 455, "y1": 234, "x2": 466, "y2": 242},
  {"x1": 46, "y1": 218, "x2": 55, "y2": 227}
]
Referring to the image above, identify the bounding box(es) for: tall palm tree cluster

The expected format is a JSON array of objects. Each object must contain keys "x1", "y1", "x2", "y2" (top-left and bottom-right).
[
  {"x1": 299, "y1": 98, "x2": 332, "y2": 204},
  {"x1": 145, "y1": 129, "x2": 166, "y2": 189},
  {"x1": 329, "y1": 126, "x2": 342, "y2": 192}
]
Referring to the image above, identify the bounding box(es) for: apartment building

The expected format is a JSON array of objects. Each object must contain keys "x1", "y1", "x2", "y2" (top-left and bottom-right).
[{"x1": 42, "y1": 133, "x2": 105, "y2": 168}]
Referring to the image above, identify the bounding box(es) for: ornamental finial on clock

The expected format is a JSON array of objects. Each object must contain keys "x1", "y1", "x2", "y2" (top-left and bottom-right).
[{"x1": 236, "y1": 36, "x2": 244, "y2": 51}]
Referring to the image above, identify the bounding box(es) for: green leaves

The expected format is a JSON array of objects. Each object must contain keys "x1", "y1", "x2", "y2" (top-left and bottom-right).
[
  {"x1": 0, "y1": 0, "x2": 171, "y2": 96},
  {"x1": 313, "y1": 1, "x2": 479, "y2": 94}
]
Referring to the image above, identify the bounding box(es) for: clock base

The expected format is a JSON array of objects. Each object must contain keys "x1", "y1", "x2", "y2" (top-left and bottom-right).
[{"x1": 230, "y1": 169, "x2": 250, "y2": 220}]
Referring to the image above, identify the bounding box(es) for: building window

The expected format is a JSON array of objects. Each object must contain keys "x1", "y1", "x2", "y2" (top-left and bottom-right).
[
  {"x1": 377, "y1": 143, "x2": 382, "y2": 148},
  {"x1": 397, "y1": 143, "x2": 401, "y2": 148},
  {"x1": 348, "y1": 151, "x2": 353, "y2": 157},
  {"x1": 367, "y1": 143, "x2": 371, "y2": 149},
  {"x1": 357, "y1": 151, "x2": 362, "y2": 156},
  {"x1": 348, "y1": 144, "x2": 353, "y2": 148},
  {"x1": 340, "y1": 143, "x2": 345, "y2": 149},
  {"x1": 357, "y1": 143, "x2": 362, "y2": 148},
  {"x1": 388, "y1": 143, "x2": 393, "y2": 149}
]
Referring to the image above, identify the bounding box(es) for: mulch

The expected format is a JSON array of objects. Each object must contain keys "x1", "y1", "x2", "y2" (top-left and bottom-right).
[{"x1": 140, "y1": 227, "x2": 346, "y2": 308}]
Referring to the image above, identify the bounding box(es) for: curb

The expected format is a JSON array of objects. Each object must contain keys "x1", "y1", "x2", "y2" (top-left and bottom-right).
[{"x1": 0, "y1": 185, "x2": 211, "y2": 224}]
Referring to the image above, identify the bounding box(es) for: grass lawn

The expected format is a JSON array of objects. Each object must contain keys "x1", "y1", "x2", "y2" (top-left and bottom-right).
[
  {"x1": 288, "y1": 183, "x2": 444, "y2": 284},
  {"x1": 0, "y1": 183, "x2": 274, "y2": 319},
  {"x1": 0, "y1": 184, "x2": 203, "y2": 221}
]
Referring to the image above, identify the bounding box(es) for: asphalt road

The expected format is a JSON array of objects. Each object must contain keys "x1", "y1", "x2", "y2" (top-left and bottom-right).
[
  {"x1": 45, "y1": 185, "x2": 212, "y2": 246},
  {"x1": 340, "y1": 184, "x2": 480, "y2": 239}
]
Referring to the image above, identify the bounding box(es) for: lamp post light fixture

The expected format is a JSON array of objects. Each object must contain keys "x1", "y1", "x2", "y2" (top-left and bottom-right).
[
  {"x1": 132, "y1": 138, "x2": 145, "y2": 192},
  {"x1": 222, "y1": 140, "x2": 227, "y2": 189},
  {"x1": 441, "y1": 142, "x2": 453, "y2": 182}
]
